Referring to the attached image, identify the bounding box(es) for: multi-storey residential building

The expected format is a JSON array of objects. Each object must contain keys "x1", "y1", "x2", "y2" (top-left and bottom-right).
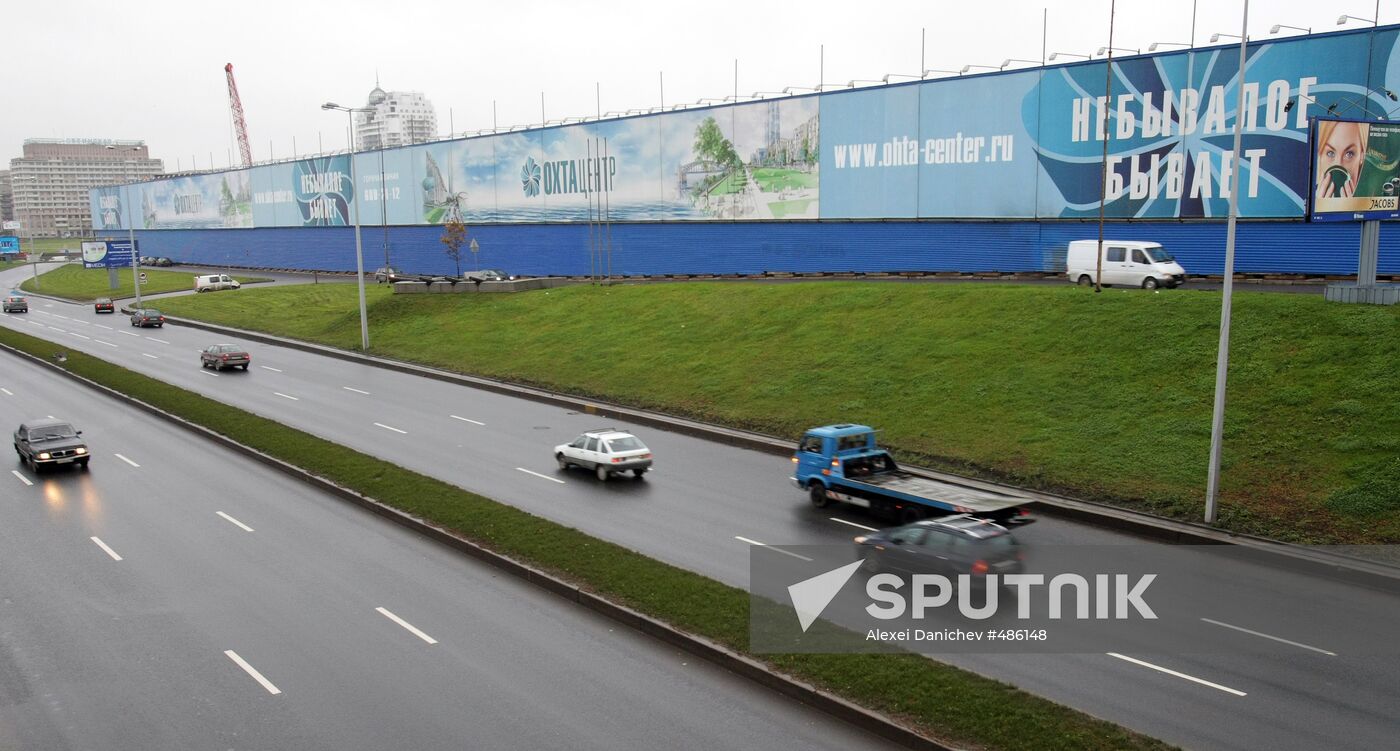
[
  {"x1": 9, "y1": 139, "x2": 163, "y2": 237},
  {"x1": 354, "y1": 86, "x2": 438, "y2": 150}
]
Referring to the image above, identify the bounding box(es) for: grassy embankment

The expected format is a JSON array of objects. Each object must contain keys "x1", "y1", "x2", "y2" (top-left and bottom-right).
[
  {"x1": 0, "y1": 323, "x2": 1171, "y2": 751},
  {"x1": 20, "y1": 263, "x2": 268, "y2": 302},
  {"x1": 155, "y1": 281, "x2": 1400, "y2": 544}
]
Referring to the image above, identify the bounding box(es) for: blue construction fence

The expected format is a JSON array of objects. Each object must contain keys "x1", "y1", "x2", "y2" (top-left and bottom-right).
[{"x1": 100, "y1": 219, "x2": 1397, "y2": 279}]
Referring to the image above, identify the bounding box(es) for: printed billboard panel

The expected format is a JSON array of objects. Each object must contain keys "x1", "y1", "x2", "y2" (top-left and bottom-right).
[
  {"x1": 1310, "y1": 118, "x2": 1400, "y2": 221},
  {"x1": 88, "y1": 26, "x2": 1400, "y2": 228},
  {"x1": 135, "y1": 171, "x2": 252, "y2": 229},
  {"x1": 1032, "y1": 31, "x2": 1381, "y2": 219}
]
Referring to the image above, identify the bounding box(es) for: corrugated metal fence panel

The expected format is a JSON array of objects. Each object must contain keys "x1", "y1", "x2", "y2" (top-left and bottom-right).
[{"x1": 104, "y1": 220, "x2": 1397, "y2": 278}]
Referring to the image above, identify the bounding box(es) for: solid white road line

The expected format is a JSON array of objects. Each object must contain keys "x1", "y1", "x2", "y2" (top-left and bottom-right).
[
  {"x1": 90, "y1": 537, "x2": 123, "y2": 561},
  {"x1": 373, "y1": 422, "x2": 407, "y2": 434},
  {"x1": 69, "y1": 332, "x2": 91, "y2": 340},
  {"x1": 223, "y1": 650, "x2": 282, "y2": 695},
  {"x1": 734, "y1": 536, "x2": 814, "y2": 562},
  {"x1": 47, "y1": 326, "x2": 67, "y2": 333},
  {"x1": 0, "y1": 387, "x2": 11, "y2": 396},
  {"x1": 114, "y1": 453, "x2": 140, "y2": 468},
  {"x1": 10, "y1": 470, "x2": 33, "y2": 486},
  {"x1": 145, "y1": 337, "x2": 169, "y2": 344},
  {"x1": 201, "y1": 371, "x2": 220, "y2": 377},
  {"x1": 830, "y1": 517, "x2": 879, "y2": 532},
  {"x1": 1199, "y1": 618, "x2": 1337, "y2": 656},
  {"x1": 94, "y1": 340, "x2": 117, "y2": 348},
  {"x1": 142, "y1": 353, "x2": 159, "y2": 359},
  {"x1": 342, "y1": 386, "x2": 370, "y2": 395},
  {"x1": 216, "y1": 511, "x2": 255, "y2": 532},
  {"x1": 1105, "y1": 653, "x2": 1247, "y2": 697},
  {"x1": 515, "y1": 467, "x2": 566, "y2": 484},
  {"x1": 375, "y1": 607, "x2": 439, "y2": 644},
  {"x1": 260, "y1": 365, "x2": 282, "y2": 372},
  {"x1": 118, "y1": 331, "x2": 140, "y2": 337},
  {"x1": 450, "y1": 415, "x2": 485, "y2": 425},
  {"x1": 273, "y1": 392, "x2": 300, "y2": 401}
]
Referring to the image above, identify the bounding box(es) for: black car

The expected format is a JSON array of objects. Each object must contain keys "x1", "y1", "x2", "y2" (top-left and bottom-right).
[
  {"x1": 854, "y1": 515, "x2": 1022, "y2": 580},
  {"x1": 13, "y1": 419, "x2": 89, "y2": 472},
  {"x1": 130, "y1": 308, "x2": 165, "y2": 327},
  {"x1": 94, "y1": 297, "x2": 115, "y2": 314}
]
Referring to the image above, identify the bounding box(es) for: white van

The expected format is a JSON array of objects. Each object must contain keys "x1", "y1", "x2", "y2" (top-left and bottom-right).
[
  {"x1": 193, "y1": 274, "x2": 241, "y2": 293},
  {"x1": 1065, "y1": 240, "x2": 1187, "y2": 289}
]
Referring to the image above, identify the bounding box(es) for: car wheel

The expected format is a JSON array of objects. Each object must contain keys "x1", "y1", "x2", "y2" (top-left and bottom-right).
[
  {"x1": 1077, "y1": 275, "x2": 1092, "y2": 287},
  {"x1": 241, "y1": 364, "x2": 248, "y2": 370},
  {"x1": 596, "y1": 465, "x2": 609, "y2": 482},
  {"x1": 633, "y1": 468, "x2": 647, "y2": 479},
  {"x1": 1143, "y1": 277, "x2": 1159, "y2": 290},
  {"x1": 79, "y1": 459, "x2": 89, "y2": 470},
  {"x1": 200, "y1": 359, "x2": 208, "y2": 368},
  {"x1": 809, "y1": 482, "x2": 830, "y2": 508},
  {"x1": 556, "y1": 453, "x2": 569, "y2": 470}
]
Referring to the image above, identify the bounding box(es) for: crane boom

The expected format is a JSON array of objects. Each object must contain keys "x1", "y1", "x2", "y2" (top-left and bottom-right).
[{"x1": 224, "y1": 63, "x2": 252, "y2": 167}]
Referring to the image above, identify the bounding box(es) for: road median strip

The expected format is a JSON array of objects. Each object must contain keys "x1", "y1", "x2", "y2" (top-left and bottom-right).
[{"x1": 0, "y1": 324, "x2": 1171, "y2": 751}]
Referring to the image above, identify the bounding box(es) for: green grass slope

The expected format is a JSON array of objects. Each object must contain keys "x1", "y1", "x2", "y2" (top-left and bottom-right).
[{"x1": 155, "y1": 281, "x2": 1400, "y2": 543}]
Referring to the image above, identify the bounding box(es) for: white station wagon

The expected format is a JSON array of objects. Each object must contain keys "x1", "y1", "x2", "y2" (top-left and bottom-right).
[{"x1": 555, "y1": 428, "x2": 653, "y2": 481}]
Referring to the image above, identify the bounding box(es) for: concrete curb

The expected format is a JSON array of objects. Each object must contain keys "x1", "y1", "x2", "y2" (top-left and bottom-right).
[
  {"x1": 0, "y1": 339, "x2": 959, "y2": 751},
  {"x1": 151, "y1": 313, "x2": 1400, "y2": 592}
]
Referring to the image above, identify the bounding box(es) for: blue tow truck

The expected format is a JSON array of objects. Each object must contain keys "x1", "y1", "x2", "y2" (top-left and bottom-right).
[{"x1": 790, "y1": 424, "x2": 1032, "y2": 524}]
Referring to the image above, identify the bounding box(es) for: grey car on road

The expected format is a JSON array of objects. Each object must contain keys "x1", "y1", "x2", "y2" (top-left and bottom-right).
[{"x1": 13, "y1": 419, "x2": 90, "y2": 472}]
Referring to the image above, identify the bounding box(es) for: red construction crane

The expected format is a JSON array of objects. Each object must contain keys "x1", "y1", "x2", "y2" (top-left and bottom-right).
[{"x1": 224, "y1": 63, "x2": 252, "y2": 167}]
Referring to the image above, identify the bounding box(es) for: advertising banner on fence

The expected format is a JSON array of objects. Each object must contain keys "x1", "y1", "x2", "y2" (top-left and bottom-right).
[
  {"x1": 1310, "y1": 118, "x2": 1400, "y2": 221},
  {"x1": 91, "y1": 26, "x2": 1400, "y2": 228},
  {"x1": 81, "y1": 240, "x2": 135, "y2": 268}
]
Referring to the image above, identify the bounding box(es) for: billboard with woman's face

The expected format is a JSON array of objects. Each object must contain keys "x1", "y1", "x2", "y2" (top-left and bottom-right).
[{"x1": 1311, "y1": 118, "x2": 1400, "y2": 221}]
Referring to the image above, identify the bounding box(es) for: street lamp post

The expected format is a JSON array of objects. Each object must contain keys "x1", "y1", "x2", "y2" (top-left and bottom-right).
[
  {"x1": 105, "y1": 145, "x2": 143, "y2": 308},
  {"x1": 322, "y1": 102, "x2": 371, "y2": 352}
]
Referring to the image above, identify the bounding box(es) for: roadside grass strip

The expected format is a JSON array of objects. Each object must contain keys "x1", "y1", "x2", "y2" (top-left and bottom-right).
[{"x1": 0, "y1": 325, "x2": 1171, "y2": 751}]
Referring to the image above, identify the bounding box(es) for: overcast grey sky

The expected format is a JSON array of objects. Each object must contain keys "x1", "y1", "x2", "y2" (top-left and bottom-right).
[{"x1": 5, "y1": 0, "x2": 1390, "y2": 170}]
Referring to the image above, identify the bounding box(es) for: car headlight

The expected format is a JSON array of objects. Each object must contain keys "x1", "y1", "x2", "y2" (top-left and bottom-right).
[
  {"x1": 37, "y1": 452, "x2": 50, "y2": 460},
  {"x1": 75, "y1": 447, "x2": 87, "y2": 455}
]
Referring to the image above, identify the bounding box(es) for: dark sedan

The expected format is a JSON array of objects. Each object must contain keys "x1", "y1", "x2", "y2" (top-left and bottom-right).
[
  {"x1": 854, "y1": 515, "x2": 1022, "y2": 580},
  {"x1": 200, "y1": 343, "x2": 251, "y2": 371},
  {"x1": 130, "y1": 308, "x2": 165, "y2": 327},
  {"x1": 94, "y1": 297, "x2": 115, "y2": 314},
  {"x1": 13, "y1": 419, "x2": 89, "y2": 472}
]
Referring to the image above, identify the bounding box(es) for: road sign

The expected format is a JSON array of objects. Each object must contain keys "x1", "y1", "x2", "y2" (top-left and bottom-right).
[
  {"x1": 138, "y1": 272, "x2": 148, "y2": 284},
  {"x1": 469, "y1": 238, "x2": 479, "y2": 254}
]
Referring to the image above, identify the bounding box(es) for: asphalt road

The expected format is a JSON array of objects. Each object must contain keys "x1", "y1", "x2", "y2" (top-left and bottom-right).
[
  {"x1": 3, "y1": 265, "x2": 1397, "y2": 750},
  {"x1": 0, "y1": 349, "x2": 900, "y2": 751}
]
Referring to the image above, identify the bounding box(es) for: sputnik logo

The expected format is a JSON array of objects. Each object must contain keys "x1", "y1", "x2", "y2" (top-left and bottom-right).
[{"x1": 787, "y1": 560, "x2": 864, "y2": 632}]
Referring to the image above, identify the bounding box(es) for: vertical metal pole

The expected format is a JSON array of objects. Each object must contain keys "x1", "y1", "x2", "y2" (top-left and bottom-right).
[
  {"x1": 820, "y1": 44, "x2": 824, "y2": 90},
  {"x1": 1095, "y1": 0, "x2": 1116, "y2": 293},
  {"x1": 921, "y1": 28, "x2": 926, "y2": 77},
  {"x1": 659, "y1": 71, "x2": 665, "y2": 110},
  {"x1": 1204, "y1": 0, "x2": 1250, "y2": 524},
  {"x1": 380, "y1": 145, "x2": 389, "y2": 269},
  {"x1": 541, "y1": 92, "x2": 546, "y2": 128},
  {"x1": 596, "y1": 82, "x2": 601, "y2": 120},
  {"x1": 347, "y1": 110, "x2": 369, "y2": 352},
  {"x1": 604, "y1": 137, "x2": 613, "y2": 282},
  {"x1": 587, "y1": 138, "x2": 596, "y2": 283}
]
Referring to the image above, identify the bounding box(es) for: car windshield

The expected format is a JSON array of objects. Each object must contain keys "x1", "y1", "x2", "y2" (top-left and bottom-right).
[
  {"x1": 142, "y1": 310, "x2": 160, "y2": 316},
  {"x1": 1145, "y1": 246, "x2": 1174, "y2": 262},
  {"x1": 97, "y1": 298, "x2": 110, "y2": 303},
  {"x1": 30, "y1": 424, "x2": 77, "y2": 441},
  {"x1": 218, "y1": 345, "x2": 241, "y2": 353},
  {"x1": 605, "y1": 436, "x2": 645, "y2": 452}
]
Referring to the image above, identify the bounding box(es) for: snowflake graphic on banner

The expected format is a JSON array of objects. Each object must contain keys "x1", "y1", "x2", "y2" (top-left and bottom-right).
[{"x1": 520, "y1": 157, "x2": 541, "y2": 197}]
